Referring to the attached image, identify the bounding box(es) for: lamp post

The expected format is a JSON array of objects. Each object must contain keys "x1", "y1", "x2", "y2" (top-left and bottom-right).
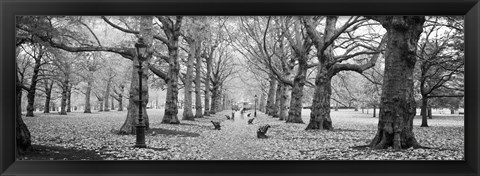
[
  {"x1": 254, "y1": 94, "x2": 257, "y2": 117},
  {"x1": 134, "y1": 38, "x2": 148, "y2": 148}
]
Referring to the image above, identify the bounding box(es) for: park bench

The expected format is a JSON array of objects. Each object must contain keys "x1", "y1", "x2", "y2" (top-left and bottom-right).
[{"x1": 257, "y1": 125, "x2": 271, "y2": 138}]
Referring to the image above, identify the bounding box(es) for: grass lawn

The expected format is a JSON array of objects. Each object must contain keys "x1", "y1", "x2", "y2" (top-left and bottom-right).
[{"x1": 20, "y1": 109, "x2": 464, "y2": 160}]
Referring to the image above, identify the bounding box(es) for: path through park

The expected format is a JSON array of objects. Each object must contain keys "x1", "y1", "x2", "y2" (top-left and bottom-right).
[{"x1": 208, "y1": 111, "x2": 269, "y2": 159}]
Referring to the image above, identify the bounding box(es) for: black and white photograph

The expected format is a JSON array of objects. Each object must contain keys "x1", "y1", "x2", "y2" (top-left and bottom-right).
[{"x1": 15, "y1": 16, "x2": 464, "y2": 160}]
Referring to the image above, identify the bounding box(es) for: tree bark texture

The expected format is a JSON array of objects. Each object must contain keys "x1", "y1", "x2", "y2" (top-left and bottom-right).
[
  {"x1": 306, "y1": 48, "x2": 334, "y2": 130},
  {"x1": 194, "y1": 41, "x2": 203, "y2": 118},
  {"x1": 204, "y1": 55, "x2": 212, "y2": 116},
  {"x1": 161, "y1": 17, "x2": 183, "y2": 124},
  {"x1": 26, "y1": 54, "x2": 42, "y2": 117},
  {"x1": 104, "y1": 79, "x2": 111, "y2": 111},
  {"x1": 279, "y1": 85, "x2": 291, "y2": 121},
  {"x1": 162, "y1": 44, "x2": 181, "y2": 123},
  {"x1": 420, "y1": 96, "x2": 428, "y2": 127},
  {"x1": 66, "y1": 84, "x2": 72, "y2": 112},
  {"x1": 214, "y1": 86, "x2": 223, "y2": 112},
  {"x1": 305, "y1": 17, "x2": 337, "y2": 130},
  {"x1": 43, "y1": 83, "x2": 52, "y2": 113},
  {"x1": 182, "y1": 40, "x2": 196, "y2": 121},
  {"x1": 60, "y1": 79, "x2": 69, "y2": 115},
  {"x1": 306, "y1": 71, "x2": 333, "y2": 130},
  {"x1": 210, "y1": 83, "x2": 219, "y2": 114},
  {"x1": 84, "y1": 79, "x2": 92, "y2": 113},
  {"x1": 287, "y1": 58, "x2": 307, "y2": 123},
  {"x1": 272, "y1": 82, "x2": 282, "y2": 118},
  {"x1": 266, "y1": 75, "x2": 277, "y2": 116},
  {"x1": 369, "y1": 16, "x2": 425, "y2": 150}
]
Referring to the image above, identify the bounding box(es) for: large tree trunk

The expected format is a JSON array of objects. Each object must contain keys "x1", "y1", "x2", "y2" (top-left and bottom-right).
[
  {"x1": 204, "y1": 56, "x2": 212, "y2": 116},
  {"x1": 25, "y1": 88, "x2": 36, "y2": 116},
  {"x1": 163, "y1": 64, "x2": 181, "y2": 124},
  {"x1": 287, "y1": 60, "x2": 307, "y2": 123},
  {"x1": 276, "y1": 83, "x2": 286, "y2": 120},
  {"x1": 272, "y1": 82, "x2": 282, "y2": 118},
  {"x1": 194, "y1": 42, "x2": 203, "y2": 118},
  {"x1": 104, "y1": 79, "x2": 111, "y2": 112},
  {"x1": 26, "y1": 55, "x2": 42, "y2": 117},
  {"x1": 420, "y1": 96, "x2": 428, "y2": 127},
  {"x1": 306, "y1": 69, "x2": 333, "y2": 130},
  {"x1": 182, "y1": 41, "x2": 196, "y2": 121},
  {"x1": 287, "y1": 79, "x2": 305, "y2": 123},
  {"x1": 210, "y1": 84, "x2": 219, "y2": 114},
  {"x1": 279, "y1": 85, "x2": 291, "y2": 120},
  {"x1": 66, "y1": 84, "x2": 72, "y2": 112},
  {"x1": 373, "y1": 105, "x2": 377, "y2": 117},
  {"x1": 16, "y1": 74, "x2": 32, "y2": 155},
  {"x1": 305, "y1": 17, "x2": 338, "y2": 130},
  {"x1": 160, "y1": 16, "x2": 183, "y2": 124},
  {"x1": 43, "y1": 83, "x2": 52, "y2": 113},
  {"x1": 266, "y1": 75, "x2": 277, "y2": 116},
  {"x1": 84, "y1": 79, "x2": 92, "y2": 113},
  {"x1": 368, "y1": 16, "x2": 425, "y2": 150},
  {"x1": 119, "y1": 16, "x2": 153, "y2": 133},
  {"x1": 162, "y1": 44, "x2": 181, "y2": 124},
  {"x1": 59, "y1": 80, "x2": 69, "y2": 115}
]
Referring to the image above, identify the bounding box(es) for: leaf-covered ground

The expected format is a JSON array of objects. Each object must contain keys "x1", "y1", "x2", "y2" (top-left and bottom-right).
[{"x1": 20, "y1": 109, "x2": 464, "y2": 160}]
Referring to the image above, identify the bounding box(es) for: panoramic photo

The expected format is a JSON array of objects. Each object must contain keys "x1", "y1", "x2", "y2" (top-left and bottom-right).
[{"x1": 15, "y1": 16, "x2": 464, "y2": 160}]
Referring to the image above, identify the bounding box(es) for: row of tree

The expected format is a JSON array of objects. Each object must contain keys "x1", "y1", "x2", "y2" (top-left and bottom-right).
[
  {"x1": 15, "y1": 16, "x2": 464, "y2": 154},
  {"x1": 234, "y1": 16, "x2": 463, "y2": 149},
  {"x1": 15, "y1": 16, "x2": 239, "y2": 154},
  {"x1": 241, "y1": 16, "x2": 463, "y2": 129}
]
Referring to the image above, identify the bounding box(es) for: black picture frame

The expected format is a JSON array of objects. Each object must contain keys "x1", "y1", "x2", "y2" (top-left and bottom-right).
[{"x1": 1, "y1": 0, "x2": 479, "y2": 176}]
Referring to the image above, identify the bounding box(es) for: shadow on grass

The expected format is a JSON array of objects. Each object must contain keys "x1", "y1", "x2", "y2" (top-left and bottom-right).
[
  {"x1": 147, "y1": 128, "x2": 200, "y2": 137},
  {"x1": 19, "y1": 144, "x2": 103, "y2": 160}
]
